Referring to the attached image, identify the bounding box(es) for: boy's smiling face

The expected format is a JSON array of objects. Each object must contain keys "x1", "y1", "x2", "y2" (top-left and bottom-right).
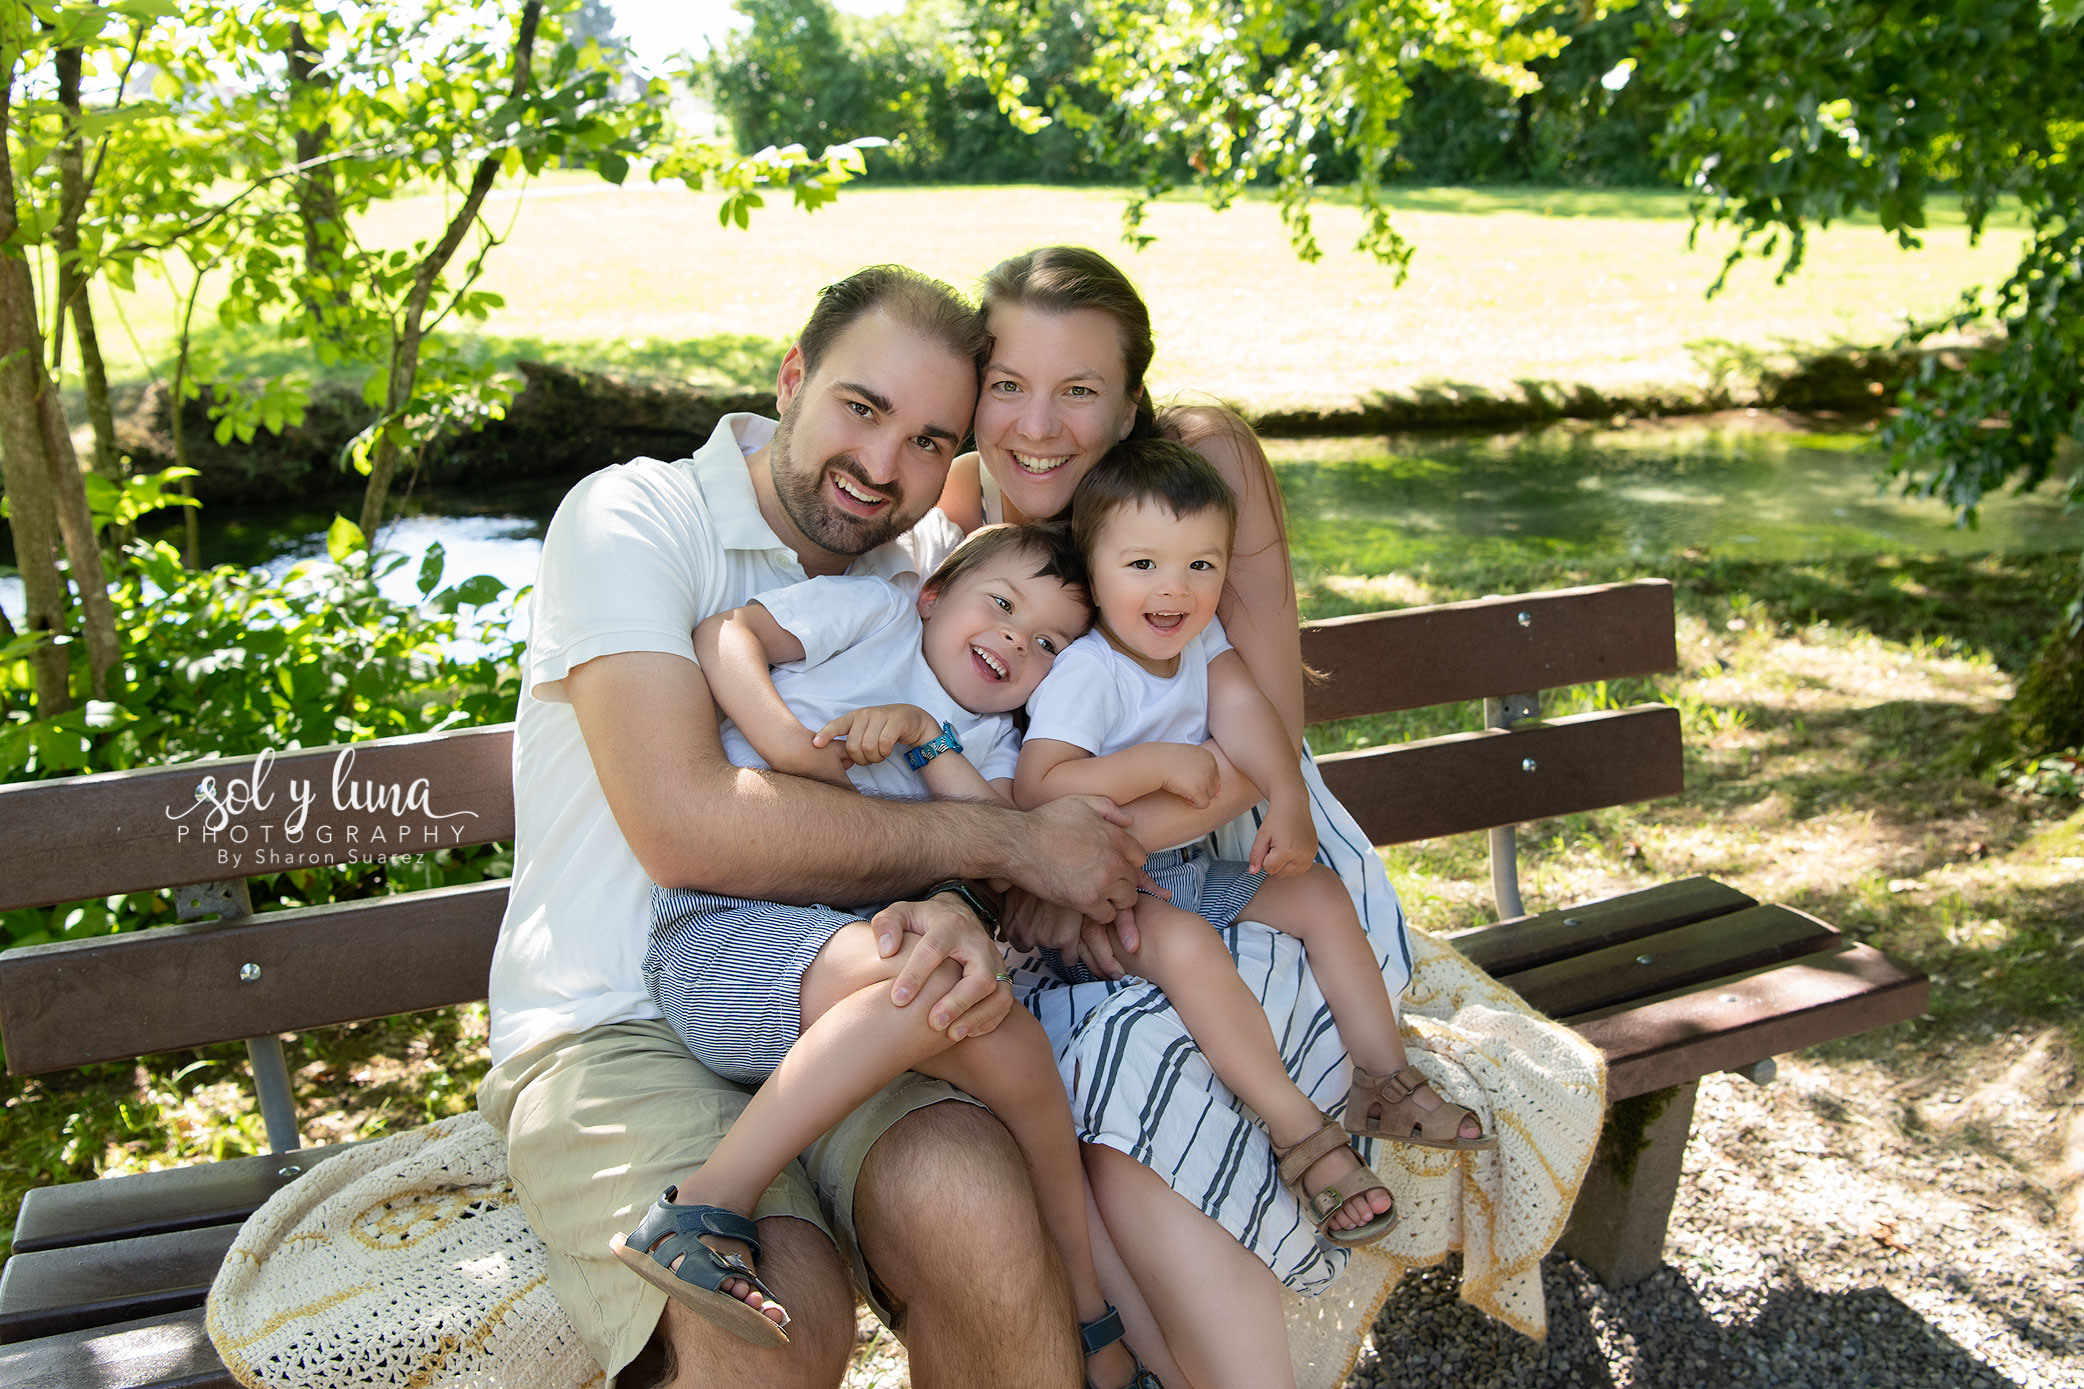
[
  {"x1": 1084, "y1": 500, "x2": 1230, "y2": 676},
  {"x1": 917, "y1": 550, "x2": 1093, "y2": 714}
]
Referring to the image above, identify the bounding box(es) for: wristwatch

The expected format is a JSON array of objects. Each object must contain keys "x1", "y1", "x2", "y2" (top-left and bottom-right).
[
  {"x1": 904, "y1": 720, "x2": 963, "y2": 770},
  {"x1": 925, "y1": 879, "x2": 1002, "y2": 934}
]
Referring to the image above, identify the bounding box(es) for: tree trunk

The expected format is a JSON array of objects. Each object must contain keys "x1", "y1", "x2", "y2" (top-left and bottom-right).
[
  {"x1": 0, "y1": 55, "x2": 119, "y2": 701},
  {"x1": 286, "y1": 21, "x2": 349, "y2": 334},
  {"x1": 52, "y1": 41, "x2": 118, "y2": 484},
  {"x1": 357, "y1": 0, "x2": 542, "y2": 538},
  {"x1": 0, "y1": 50, "x2": 72, "y2": 711}
]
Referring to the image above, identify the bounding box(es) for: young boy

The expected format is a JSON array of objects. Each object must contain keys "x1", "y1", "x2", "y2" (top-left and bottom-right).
[
  {"x1": 610, "y1": 524, "x2": 1157, "y2": 1389},
  {"x1": 1014, "y1": 439, "x2": 1496, "y2": 1249}
]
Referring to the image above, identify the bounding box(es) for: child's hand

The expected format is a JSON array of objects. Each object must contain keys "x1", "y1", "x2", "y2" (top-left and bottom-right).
[
  {"x1": 1249, "y1": 798, "x2": 1319, "y2": 875},
  {"x1": 814, "y1": 704, "x2": 940, "y2": 767},
  {"x1": 1160, "y1": 744, "x2": 1221, "y2": 808}
]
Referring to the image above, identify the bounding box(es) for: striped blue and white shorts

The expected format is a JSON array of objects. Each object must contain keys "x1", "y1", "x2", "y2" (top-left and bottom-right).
[
  {"x1": 1038, "y1": 844, "x2": 1265, "y2": 984},
  {"x1": 644, "y1": 886, "x2": 868, "y2": 1085}
]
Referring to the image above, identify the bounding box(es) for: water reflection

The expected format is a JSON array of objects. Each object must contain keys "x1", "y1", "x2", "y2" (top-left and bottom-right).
[{"x1": 2, "y1": 420, "x2": 2074, "y2": 631}]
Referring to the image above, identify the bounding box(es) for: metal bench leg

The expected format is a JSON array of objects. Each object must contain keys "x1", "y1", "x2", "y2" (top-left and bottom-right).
[
  {"x1": 1560, "y1": 1080, "x2": 1698, "y2": 1286},
  {"x1": 177, "y1": 880, "x2": 302, "y2": 1153}
]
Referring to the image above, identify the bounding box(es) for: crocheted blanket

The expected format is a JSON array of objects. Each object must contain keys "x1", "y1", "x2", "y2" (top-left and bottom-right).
[
  {"x1": 207, "y1": 929, "x2": 1603, "y2": 1389},
  {"x1": 1283, "y1": 925, "x2": 1609, "y2": 1389}
]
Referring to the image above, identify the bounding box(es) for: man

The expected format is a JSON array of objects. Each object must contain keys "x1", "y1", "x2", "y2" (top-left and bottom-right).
[{"x1": 478, "y1": 266, "x2": 1151, "y2": 1388}]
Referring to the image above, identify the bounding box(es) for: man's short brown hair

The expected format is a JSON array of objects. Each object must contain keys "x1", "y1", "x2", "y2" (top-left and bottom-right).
[{"x1": 798, "y1": 265, "x2": 990, "y2": 379}]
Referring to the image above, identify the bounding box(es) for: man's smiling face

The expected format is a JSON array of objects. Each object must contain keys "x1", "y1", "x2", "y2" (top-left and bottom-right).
[{"x1": 764, "y1": 308, "x2": 979, "y2": 569}]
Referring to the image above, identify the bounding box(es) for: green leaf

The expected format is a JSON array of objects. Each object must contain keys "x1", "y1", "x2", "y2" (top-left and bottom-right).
[
  {"x1": 325, "y1": 516, "x2": 367, "y2": 563},
  {"x1": 416, "y1": 542, "x2": 446, "y2": 598},
  {"x1": 596, "y1": 152, "x2": 630, "y2": 185}
]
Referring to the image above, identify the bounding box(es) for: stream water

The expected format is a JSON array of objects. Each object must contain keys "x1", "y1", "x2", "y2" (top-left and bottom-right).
[{"x1": 4, "y1": 417, "x2": 2074, "y2": 636}]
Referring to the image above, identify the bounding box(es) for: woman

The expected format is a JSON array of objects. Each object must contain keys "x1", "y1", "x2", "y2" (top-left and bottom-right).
[{"x1": 938, "y1": 247, "x2": 1426, "y2": 1389}]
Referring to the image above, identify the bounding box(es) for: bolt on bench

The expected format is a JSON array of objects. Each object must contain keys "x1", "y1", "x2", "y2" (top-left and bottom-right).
[{"x1": 0, "y1": 578, "x2": 1928, "y2": 1389}]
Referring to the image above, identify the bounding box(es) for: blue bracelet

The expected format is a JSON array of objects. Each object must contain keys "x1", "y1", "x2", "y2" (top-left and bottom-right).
[{"x1": 904, "y1": 720, "x2": 963, "y2": 770}]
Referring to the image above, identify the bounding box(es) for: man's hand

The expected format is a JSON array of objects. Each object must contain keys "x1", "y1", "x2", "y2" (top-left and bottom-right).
[
  {"x1": 867, "y1": 893, "x2": 1013, "y2": 1041},
  {"x1": 1000, "y1": 795, "x2": 1153, "y2": 922}
]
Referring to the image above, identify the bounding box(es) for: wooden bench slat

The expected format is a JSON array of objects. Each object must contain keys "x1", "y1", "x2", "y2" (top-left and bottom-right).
[
  {"x1": 0, "y1": 726, "x2": 515, "y2": 913},
  {"x1": 1447, "y1": 876, "x2": 1758, "y2": 975},
  {"x1": 1578, "y1": 941, "x2": 1931, "y2": 1102},
  {"x1": 0, "y1": 883, "x2": 507, "y2": 1076},
  {"x1": 0, "y1": 1227, "x2": 235, "y2": 1345},
  {"x1": 1300, "y1": 579, "x2": 1677, "y2": 723},
  {"x1": 13, "y1": 1144, "x2": 358, "y2": 1255},
  {"x1": 1317, "y1": 704, "x2": 1684, "y2": 846},
  {"x1": 0, "y1": 1307, "x2": 232, "y2": 1389},
  {"x1": 1503, "y1": 903, "x2": 1840, "y2": 1019}
]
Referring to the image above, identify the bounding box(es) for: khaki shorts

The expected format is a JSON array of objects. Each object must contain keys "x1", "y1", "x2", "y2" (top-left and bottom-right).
[{"x1": 477, "y1": 1016, "x2": 978, "y2": 1381}]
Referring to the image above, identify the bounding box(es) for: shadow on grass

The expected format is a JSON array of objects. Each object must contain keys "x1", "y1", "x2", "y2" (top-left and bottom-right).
[{"x1": 85, "y1": 320, "x2": 789, "y2": 399}]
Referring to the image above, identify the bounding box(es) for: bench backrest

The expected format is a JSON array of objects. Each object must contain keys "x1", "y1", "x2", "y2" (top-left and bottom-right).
[{"x1": 0, "y1": 579, "x2": 1678, "y2": 1079}]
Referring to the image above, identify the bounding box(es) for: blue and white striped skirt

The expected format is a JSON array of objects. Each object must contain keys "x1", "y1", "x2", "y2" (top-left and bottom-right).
[
  {"x1": 644, "y1": 886, "x2": 867, "y2": 1085},
  {"x1": 1015, "y1": 748, "x2": 1415, "y2": 1293},
  {"x1": 1037, "y1": 845, "x2": 1266, "y2": 984}
]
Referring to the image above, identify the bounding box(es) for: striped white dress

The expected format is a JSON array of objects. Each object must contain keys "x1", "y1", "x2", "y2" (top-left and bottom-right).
[
  {"x1": 973, "y1": 467, "x2": 1419, "y2": 1291},
  {"x1": 1012, "y1": 752, "x2": 1416, "y2": 1293}
]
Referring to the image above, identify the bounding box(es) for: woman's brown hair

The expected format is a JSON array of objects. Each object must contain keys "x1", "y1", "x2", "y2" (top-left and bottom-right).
[{"x1": 980, "y1": 246, "x2": 1161, "y2": 439}]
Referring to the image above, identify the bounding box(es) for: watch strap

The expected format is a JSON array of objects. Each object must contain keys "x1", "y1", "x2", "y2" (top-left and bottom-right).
[{"x1": 925, "y1": 879, "x2": 1002, "y2": 933}]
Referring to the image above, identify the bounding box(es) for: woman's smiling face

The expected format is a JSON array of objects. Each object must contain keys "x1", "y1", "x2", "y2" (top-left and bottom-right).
[{"x1": 974, "y1": 304, "x2": 1142, "y2": 522}]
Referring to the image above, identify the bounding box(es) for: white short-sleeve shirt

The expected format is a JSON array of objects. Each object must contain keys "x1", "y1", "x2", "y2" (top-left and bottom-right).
[
  {"x1": 1023, "y1": 617, "x2": 1231, "y2": 757},
  {"x1": 486, "y1": 414, "x2": 965, "y2": 1064},
  {"x1": 723, "y1": 575, "x2": 1020, "y2": 798}
]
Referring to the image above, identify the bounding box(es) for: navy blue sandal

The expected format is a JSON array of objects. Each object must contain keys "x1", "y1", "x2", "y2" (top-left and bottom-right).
[
  {"x1": 1081, "y1": 1303, "x2": 1164, "y2": 1389},
  {"x1": 610, "y1": 1188, "x2": 790, "y2": 1346}
]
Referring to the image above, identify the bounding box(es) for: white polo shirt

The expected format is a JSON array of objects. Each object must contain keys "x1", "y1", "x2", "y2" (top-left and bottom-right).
[{"x1": 486, "y1": 414, "x2": 964, "y2": 1064}]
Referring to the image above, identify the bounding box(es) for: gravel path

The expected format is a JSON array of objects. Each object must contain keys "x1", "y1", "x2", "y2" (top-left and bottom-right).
[
  {"x1": 840, "y1": 1055, "x2": 2081, "y2": 1388},
  {"x1": 1349, "y1": 1063, "x2": 2082, "y2": 1389}
]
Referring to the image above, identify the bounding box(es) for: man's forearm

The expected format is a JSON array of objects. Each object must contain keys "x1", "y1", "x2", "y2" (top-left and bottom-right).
[{"x1": 647, "y1": 763, "x2": 1023, "y2": 903}]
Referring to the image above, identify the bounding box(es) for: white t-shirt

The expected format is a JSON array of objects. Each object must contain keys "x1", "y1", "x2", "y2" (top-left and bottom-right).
[
  {"x1": 486, "y1": 413, "x2": 966, "y2": 1064},
  {"x1": 721, "y1": 575, "x2": 1021, "y2": 798},
  {"x1": 1024, "y1": 617, "x2": 1231, "y2": 755},
  {"x1": 1023, "y1": 619, "x2": 1232, "y2": 852}
]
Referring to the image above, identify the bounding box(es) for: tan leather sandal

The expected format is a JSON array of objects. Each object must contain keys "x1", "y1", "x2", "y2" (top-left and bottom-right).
[
  {"x1": 1344, "y1": 1063, "x2": 1498, "y2": 1150},
  {"x1": 1272, "y1": 1114, "x2": 1398, "y2": 1247}
]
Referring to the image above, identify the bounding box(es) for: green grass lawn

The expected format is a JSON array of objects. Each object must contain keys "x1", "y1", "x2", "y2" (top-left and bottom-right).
[{"x1": 83, "y1": 178, "x2": 2030, "y2": 414}]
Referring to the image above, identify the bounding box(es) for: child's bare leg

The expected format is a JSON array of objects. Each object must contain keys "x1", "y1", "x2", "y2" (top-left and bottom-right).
[
  {"x1": 1244, "y1": 866, "x2": 1484, "y2": 1140},
  {"x1": 897, "y1": 973, "x2": 1142, "y2": 1389},
  {"x1": 664, "y1": 922, "x2": 987, "y2": 1327},
  {"x1": 1119, "y1": 897, "x2": 1393, "y2": 1234}
]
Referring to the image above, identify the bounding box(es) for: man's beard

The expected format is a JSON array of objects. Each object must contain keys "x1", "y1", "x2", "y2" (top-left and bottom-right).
[{"x1": 769, "y1": 406, "x2": 914, "y2": 557}]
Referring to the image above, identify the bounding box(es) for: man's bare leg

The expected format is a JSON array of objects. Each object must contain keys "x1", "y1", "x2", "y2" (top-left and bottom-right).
[
  {"x1": 852, "y1": 1100, "x2": 1085, "y2": 1389},
  {"x1": 624, "y1": 1215, "x2": 853, "y2": 1389}
]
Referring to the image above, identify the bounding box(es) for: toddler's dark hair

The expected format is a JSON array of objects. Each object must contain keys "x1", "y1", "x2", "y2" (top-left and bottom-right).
[
  {"x1": 1071, "y1": 437, "x2": 1238, "y2": 563},
  {"x1": 924, "y1": 521, "x2": 1091, "y2": 614}
]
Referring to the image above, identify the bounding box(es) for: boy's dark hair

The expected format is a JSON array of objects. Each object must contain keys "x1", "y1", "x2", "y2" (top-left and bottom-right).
[
  {"x1": 1071, "y1": 437, "x2": 1239, "y2": 562},
  {"x1": 797, "y1": 265, "x2": 990, "y2": 378},
  {"x1": 924, "y1": 521, "x2": 1091, "y2": 615}
]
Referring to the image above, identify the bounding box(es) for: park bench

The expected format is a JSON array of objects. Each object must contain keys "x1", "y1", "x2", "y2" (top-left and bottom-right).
[{"x1": 0, "y1": 576, "x2": 1929, "y2": 1388}]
